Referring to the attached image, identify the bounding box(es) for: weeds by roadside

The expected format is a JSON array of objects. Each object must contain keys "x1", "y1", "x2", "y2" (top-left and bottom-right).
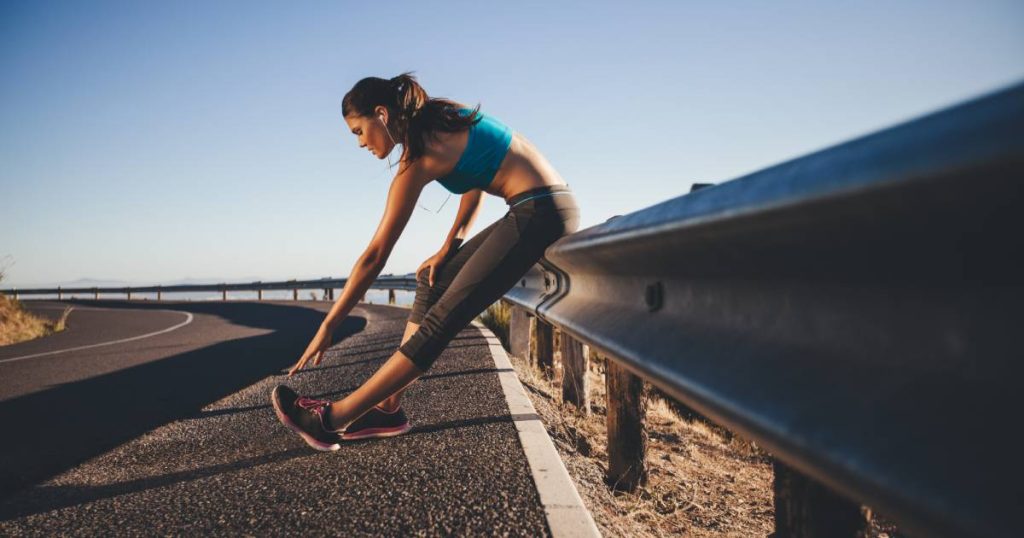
[
  {"x1": 477, "y1": 300, "x2": 774, "y2": 536},
  {"x1": 0, "y1": 292, "x2": 74, "y2": 346}
]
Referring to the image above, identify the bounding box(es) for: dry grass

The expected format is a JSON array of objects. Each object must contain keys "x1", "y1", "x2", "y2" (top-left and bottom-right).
[
  {"x1": 0, "y1": 293, "x2": 73, "y2": 346},
  {"x1": 491, "y1": 311, "x2": 776, "y2": 537},
  {"x1": 478, "y1": 299, "x2": 511, "y2": 351},
  {"x1": 477, "y1": 299, "x2": 908, "y2": 538}
]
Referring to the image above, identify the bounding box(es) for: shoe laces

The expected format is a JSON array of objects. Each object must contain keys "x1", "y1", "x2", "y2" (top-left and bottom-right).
[{"x1": 296, "y1": 396, "x2": 332, "y2": 416}]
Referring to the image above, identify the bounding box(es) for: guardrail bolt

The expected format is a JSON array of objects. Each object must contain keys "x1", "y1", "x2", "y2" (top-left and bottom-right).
[{"x1": 644, "y1": 282, "x2": 663, "y2": 312}]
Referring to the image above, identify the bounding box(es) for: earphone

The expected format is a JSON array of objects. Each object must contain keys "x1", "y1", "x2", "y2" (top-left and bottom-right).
[{"x1": 376, "y1": 111, "x2": 451, "y2": 213}]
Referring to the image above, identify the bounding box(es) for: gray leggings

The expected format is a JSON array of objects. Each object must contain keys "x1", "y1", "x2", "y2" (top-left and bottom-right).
[{"x1": 399, "y1": 184, "x2": 580, "y2": 372}]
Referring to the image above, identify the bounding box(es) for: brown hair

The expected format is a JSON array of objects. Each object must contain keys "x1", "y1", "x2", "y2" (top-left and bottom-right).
[{"x1": 341, "y1": 71, "x2": 481, "y2": 164}]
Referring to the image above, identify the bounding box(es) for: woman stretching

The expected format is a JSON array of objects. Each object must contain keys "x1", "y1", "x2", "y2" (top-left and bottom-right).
[{"x1": 272, "y1": 72, "x2": 580, "y2": 451}]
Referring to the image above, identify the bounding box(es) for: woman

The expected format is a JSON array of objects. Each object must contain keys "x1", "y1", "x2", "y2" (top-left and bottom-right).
[{"x1": 271, "y1": 72, "x2": 580, "y2": 451}]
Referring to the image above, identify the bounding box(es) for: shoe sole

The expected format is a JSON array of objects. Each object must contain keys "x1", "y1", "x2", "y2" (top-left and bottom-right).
[
  {"x1": 341, "y1": 423, "x2": 412, "y2": 441},
  {"x1": 271, "y1": 388, "x2": 340, "y2": 452}
]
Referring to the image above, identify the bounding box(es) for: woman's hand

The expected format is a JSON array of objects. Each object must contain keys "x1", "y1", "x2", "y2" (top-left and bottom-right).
[
  {"x1": 288, "y1": 322, "x2": 334, "y2": 378},
  {"x1": 416, "y1": 247, "x2": 454, "y2": 287}
]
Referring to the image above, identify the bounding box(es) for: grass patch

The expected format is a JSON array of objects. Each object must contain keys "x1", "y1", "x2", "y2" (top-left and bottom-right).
[
  {"x1": 477, "y1": 299, "x2": 511, "y2": 351},
  {"x1": 0, "y1": 293, "x2": 72, "y2": 346}
]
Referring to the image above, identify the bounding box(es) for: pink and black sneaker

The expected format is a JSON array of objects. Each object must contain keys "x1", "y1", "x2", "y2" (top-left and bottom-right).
[
  {"x1": 271, "y1": 385, "x2": 342, "y2": 451},
  {"x1": 340, "y1": 404, "x2": 412, "y2": 441}
]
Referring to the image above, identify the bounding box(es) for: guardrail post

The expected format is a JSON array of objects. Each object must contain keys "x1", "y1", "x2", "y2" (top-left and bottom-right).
[
  {"x1": 388, "y1": 289, "x2": 396, "y2": 305},
  {"x1": 509, "y1": 306, "x2": 531, "y2": 360},
  {"x1": 603, "y1": 352, "x2": 648, "y2": 491},
  {"x1": 560, "y1": 331, "x2": 590, "y2": 414},
  {"x1": 531, "y1": 317, "x2": 554, "y2": 378},
  {"x1": 293, "y1": 289, "x2": 298, "y2": 301},
  {"x1": 772, "y1": 460, "x2": 867, "y2": 537},
  {"x1": 57, "y1": 286, "x2": 62, "y2": 300}
]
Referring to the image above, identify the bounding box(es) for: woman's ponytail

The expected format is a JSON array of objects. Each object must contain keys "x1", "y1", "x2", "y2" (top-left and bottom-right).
[{"x1": 390, "y1": 72, "x2": 428, "y2": 124}]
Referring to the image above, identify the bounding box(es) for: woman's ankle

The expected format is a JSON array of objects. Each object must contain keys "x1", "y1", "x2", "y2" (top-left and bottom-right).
[{"x1": 377, "y1": 399, "x2": 400, "y2": 412}]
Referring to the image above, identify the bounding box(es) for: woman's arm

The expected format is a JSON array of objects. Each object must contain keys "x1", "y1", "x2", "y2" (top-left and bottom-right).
[
  {"x1": 440, "y1": 189, "x2": 484, "y2": 253},
  {"x1": 322, "y1": 160, "x2": 433, "y2": 331}
]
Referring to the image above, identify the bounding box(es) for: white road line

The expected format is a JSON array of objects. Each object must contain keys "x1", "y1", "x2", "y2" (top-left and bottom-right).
[
  {"x1": 471, "y1": 319, "x2": 602, "y2": 538},
  {"x1": 0, "y1": 308, "x2": 194, "y2": 364}
]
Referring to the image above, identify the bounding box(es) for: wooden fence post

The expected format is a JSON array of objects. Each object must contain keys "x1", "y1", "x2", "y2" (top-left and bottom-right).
[
  {"x1": 533, "y1": 317, "x2": 554, "y2": 378},
  {"x1": 604, "y1": 353, "x2": 648, "y2": 491},
  {"x1": 509, "y1": 307, "x2": 531, "y2": 360},
  {"x1": 561, "y1": 331, "x2": 590, "y2": 414},
  {"x1": 772, "y1": 460, "x2": 868, "y2": 538}
]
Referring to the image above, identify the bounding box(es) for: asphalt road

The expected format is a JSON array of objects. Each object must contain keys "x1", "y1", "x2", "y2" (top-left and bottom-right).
[{"x1": 0, "y1": 300, "x2": 550, "y2": 536}]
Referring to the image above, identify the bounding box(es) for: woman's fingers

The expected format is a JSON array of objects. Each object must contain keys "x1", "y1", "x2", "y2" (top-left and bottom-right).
[{"x1": 288, "y1": 354, "x2": 309, "y2": 377}]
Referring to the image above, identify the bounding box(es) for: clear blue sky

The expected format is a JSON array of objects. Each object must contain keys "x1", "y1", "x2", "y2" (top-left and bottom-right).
[{"x1": 2, "y1": 0, "x2": 1022, "y2": 288}]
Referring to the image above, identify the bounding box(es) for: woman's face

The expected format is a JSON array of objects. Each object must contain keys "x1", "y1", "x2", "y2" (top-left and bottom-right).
[{"x1": 344, "y1": 106, "x2": 394, "y2": 160}]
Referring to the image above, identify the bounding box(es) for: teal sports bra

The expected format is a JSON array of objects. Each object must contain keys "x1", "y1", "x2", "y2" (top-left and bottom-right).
[{"x1": 435, "y1": 107, "x2": 514, "y2": 194}]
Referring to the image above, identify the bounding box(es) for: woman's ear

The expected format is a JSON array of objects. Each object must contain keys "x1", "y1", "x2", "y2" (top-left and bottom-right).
[{"x1": 375, "y1": 105, "x2": 388, "y2": 124}]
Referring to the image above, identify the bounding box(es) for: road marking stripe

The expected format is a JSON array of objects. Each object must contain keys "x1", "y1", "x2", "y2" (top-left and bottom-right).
[{"x1": 0, "y1": 308, "x2": 194, "y2": 364}]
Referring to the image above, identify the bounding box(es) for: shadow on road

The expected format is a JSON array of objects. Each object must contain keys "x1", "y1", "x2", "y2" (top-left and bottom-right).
[{"x1": 0, "y1": 300, "x2": 367, "y2": 506}]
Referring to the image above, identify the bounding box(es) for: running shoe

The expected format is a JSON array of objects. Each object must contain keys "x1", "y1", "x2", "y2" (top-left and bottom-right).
[
  {"x1": 271, "y1": 385, "x2": 341, "y2": 451},
  {"x1": 340, "y1": 404, "x2": 412, "y2": 441}
]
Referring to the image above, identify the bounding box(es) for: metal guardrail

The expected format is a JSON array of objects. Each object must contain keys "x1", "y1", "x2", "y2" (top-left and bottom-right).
[
  {"x1": 505, "y1": 82, "x2": 1024, "y2": 538},
  {"x1": 2, "y1": 274, "x2": 418, "y2": 301}
]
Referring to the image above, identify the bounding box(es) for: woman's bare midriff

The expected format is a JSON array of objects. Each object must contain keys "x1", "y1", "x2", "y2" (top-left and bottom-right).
[{"x1": 485, "y1": 132, "x2": 568, "y2": 202}]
